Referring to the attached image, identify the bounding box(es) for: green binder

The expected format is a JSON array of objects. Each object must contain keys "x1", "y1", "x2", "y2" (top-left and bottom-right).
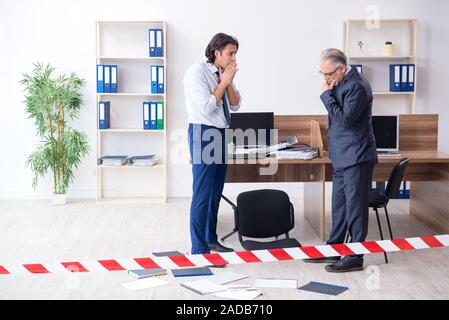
[{"x1": 156, "y1": 102, "x2": 164, "y2": 130}]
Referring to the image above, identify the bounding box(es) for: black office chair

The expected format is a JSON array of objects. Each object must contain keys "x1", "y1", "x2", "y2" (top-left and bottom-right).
[
  {"x1": 346, "y1": 158, "x2": 409, "y2": 264},
  {"x1": 235, "y1": 189, "x2": 301, "y2": 250}
]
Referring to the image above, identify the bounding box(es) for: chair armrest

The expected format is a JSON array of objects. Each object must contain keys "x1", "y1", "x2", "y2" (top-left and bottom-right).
[{"x1": 290, "y1": 202, "x2": 295, "y2": 228}]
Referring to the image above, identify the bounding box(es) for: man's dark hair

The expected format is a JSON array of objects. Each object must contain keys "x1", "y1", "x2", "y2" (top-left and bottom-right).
[{"x1": 205, "y1": 33, "x2": 239, "y2": 63}]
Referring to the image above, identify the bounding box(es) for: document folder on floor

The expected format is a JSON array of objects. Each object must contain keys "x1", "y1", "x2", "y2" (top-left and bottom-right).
[
  {"x1": 128, "y1": 268, "x2": 167, "y2": 279},
  {"x1": 172, "y1": 267, "x2": 213, "y2": 277},
  {"x1": 298, "y1": 281, "x2": 348, "y2": 296}
]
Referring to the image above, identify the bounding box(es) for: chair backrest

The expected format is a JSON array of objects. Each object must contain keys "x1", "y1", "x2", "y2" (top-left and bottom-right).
[
  {"x1": 385, "y1": 158, "x2": 410, "y2": 199},
  {"x1": 236, "y1": 189, "x2": 294, "y2": 238}
]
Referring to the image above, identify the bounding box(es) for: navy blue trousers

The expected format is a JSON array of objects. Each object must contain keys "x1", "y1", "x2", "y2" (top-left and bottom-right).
[
  {"x1": 188, "y1": 124, "x2": 227, "y2": 254},
  {"x1": 327, "y1": 162, "x2": 374, "y2": 261}
]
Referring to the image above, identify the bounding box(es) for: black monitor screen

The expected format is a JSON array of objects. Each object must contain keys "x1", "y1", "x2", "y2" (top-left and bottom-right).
[
  {"x1": 230, "y1": 112, "x2": 274, "y2": 147},
  {"x1": 372, "y1": 115, "x2": 398, "y2": 150}
]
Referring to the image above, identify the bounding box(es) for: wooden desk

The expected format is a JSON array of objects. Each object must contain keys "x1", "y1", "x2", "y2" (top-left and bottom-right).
[{"x1": 225, "y1": 114, "x2": 449, "y2": 241}]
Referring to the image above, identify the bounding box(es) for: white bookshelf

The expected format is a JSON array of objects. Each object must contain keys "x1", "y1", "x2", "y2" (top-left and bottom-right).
[
  {"x1": 97, "y1": 164, "x2": 166, "y2": 169},
  {"x1": 97, "y1": 93, "x2": 165, "y2": 97},
  {"x1": 372, "y1": 91, "x2": 416, "y2": 96},
  {"x1": 343, "y1": 19, "x2": 417, "y2": 114},
  {"x1": 97, "y1": 57, "x2": 166, "y2": 62},
  {"x1": 96, "y1": 20, "x2": 168, "y2": 203},
  {"x1": 98, "y1": 129, "x2": 165, "y2": 133}
]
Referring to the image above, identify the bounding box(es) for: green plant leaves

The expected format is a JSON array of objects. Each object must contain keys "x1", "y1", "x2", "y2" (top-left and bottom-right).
[{"x1": 21, "y1": 62, "x2": 90, "y2": 195}]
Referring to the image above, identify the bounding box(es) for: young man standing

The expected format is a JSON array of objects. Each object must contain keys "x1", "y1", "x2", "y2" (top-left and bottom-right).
[{"x1": 183, "y1": 33, "x2": 242, "y2": 254}]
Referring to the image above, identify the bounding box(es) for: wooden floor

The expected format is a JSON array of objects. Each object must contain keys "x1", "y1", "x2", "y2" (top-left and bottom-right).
[{"x1": 0, "y1": 196, "x2": 448, "y2": 300}]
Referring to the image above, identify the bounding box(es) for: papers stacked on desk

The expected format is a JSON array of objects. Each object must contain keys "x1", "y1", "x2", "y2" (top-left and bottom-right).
[
  {"x1": 127, "y1": 155, "x2": 159, "y2": 166},
  {"x1": 272, "y1": 147, "x2": 319, "y2": 160},
  {"x1": 231, "y1": 135, "x2": 299, "y2": 158}
]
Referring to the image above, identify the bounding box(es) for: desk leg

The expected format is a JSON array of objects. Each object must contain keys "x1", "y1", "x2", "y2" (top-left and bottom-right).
[
  {"x1": 410, "y1": 163, "x2": 449, "y2": 233},
  {"x1": 303, "y1": 164, "x2": 326, "y2": 241}
]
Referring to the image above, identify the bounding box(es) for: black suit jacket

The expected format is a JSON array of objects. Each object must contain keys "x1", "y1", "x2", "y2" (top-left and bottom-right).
[{"x1": 320, "y1": 67, "x2": 378, "y2": 170}]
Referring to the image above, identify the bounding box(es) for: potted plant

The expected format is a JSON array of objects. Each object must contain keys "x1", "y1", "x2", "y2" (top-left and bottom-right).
[{"x1": 20, "y1": 62, "x2": 90, "y2": 204}]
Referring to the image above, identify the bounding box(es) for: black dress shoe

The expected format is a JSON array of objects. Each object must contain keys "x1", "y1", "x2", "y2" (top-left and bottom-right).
[
  {"x1": 325, "y1": 257, "x2": 363, "y2": 273},
  {"x1": 303, "y1": 256, "x2": 341, "y2": 264},
  {"x1": 207, "y1": 242, "x2": 234, "y2": 253}
]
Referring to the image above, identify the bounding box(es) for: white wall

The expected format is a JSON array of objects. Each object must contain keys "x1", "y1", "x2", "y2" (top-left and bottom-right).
[{"x1": 1, "y1": 0, "x2": 449, "y2": 199}]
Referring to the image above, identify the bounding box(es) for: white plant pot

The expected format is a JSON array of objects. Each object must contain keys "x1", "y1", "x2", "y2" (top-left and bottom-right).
[{"x1": 52, "y1": 193, "x2": 67, "y2": 205}]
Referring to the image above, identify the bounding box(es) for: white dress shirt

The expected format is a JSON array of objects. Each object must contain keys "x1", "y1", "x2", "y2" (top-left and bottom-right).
[
  {"x1": 183, "y1": 61, "x2": 242, "y2": 128},
  {"x1": 344, "y1": 64, "x2": 352, "y2": 76}
]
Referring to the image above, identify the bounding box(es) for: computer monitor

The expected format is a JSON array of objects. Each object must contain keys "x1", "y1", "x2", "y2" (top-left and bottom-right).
[
  {"x1": 372, "y1": 115, "x2": 399, "y2": 153},
  {"x1": 229, "y1": 112, "x2": 274, "y2": 147}
]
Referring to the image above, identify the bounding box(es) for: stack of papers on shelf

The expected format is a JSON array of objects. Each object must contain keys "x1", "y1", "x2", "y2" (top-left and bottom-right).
[
  {"x1": 272, "y1": 147, "x2": 319, "y2": 160},
  {"x1": 127, "y1": 155, "x2": 159, "y2": 166},
  {"x1": 98, "y1": 155, "x2": 128, "y2": 166}
]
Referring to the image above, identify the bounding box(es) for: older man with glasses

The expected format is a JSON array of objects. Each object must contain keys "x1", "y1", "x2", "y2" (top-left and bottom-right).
[{"x1": 304, "y1": 48, "x2": 378, "y2": 272}]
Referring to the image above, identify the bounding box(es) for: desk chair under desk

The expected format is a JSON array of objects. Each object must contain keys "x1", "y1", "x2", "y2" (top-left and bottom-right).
[{"x1": 225, "y1": 114, "x2": 449, "y2": 241}]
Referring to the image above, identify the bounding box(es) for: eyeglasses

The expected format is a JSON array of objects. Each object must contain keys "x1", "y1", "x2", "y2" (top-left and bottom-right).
[{"x1": 319, "y1": 65, "x2": 341, "y2": 77}]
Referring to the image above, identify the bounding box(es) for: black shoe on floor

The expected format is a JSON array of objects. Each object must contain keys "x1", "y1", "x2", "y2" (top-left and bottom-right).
[
  {"x1": 303, "y1": 256, "x2": 341, "y2": 264},
  {"x1": 207, "y1": 242, "x2": 234, "y2": 253},
  {"x1": 325, "y1": 257, "x2": 363, "y2": 273}
]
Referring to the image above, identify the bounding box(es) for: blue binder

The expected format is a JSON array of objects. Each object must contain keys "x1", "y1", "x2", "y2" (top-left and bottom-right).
[
  {"x1": 104, "y1": 65, "x2": 111, "y2": 93},
  {"x1": 156, "y1": 102, "x2": 164, "y2": 130},
  {"x1": 156, "y1": 29, "x2": 164, "y2": 57},
  {"x1": 406, "y1": 64, "x2": 415, "y2": 92},
  {"x1": 143, "y1": 102, "x2": 150, "y2": 130},
  {"x1": 98, "y1": 101, "x2": 110, "y2": 129},
  {"x1": 400, "y1": 64, "x2": 408, "y2": 92},
  {"x1": 172, "y1": 267, "x2": 213, "y2": 277},
  {"x1": 110, "y1": 65, "x2": 118, "y2": 93},
  {"x1": 389, "y1": 64, "x2": 401, "y2": 92},
  {"x1": 96, "y1": 65, "x2": 104, "y2": 93},
  {"x1": 150, "y1": 65, "x2": 158, "y2": 94},
  {"x1": 150, "y1": 102, "x2": 157, "y2": 129},
  {"x1": 149, "y1": 29, "x2": 157, "y2": 57},
  {"x1": 157, "y1": 66, "x2": 164, "y2": 94}
]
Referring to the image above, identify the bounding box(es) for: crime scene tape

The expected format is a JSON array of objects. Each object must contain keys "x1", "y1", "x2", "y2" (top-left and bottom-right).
[{"x1": 1, "y1": 234, "x2": 448, "y2": 275}]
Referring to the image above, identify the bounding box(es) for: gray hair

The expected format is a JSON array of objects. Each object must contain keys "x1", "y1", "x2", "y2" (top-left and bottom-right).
[{"x1": 320, "y1": 48, "x2": 348, "y2": 68}]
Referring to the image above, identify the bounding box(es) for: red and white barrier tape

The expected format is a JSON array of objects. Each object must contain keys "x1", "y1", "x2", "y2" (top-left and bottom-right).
[{"x1": 1, "y1": 234, "x2": 448, "y2": 275}]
